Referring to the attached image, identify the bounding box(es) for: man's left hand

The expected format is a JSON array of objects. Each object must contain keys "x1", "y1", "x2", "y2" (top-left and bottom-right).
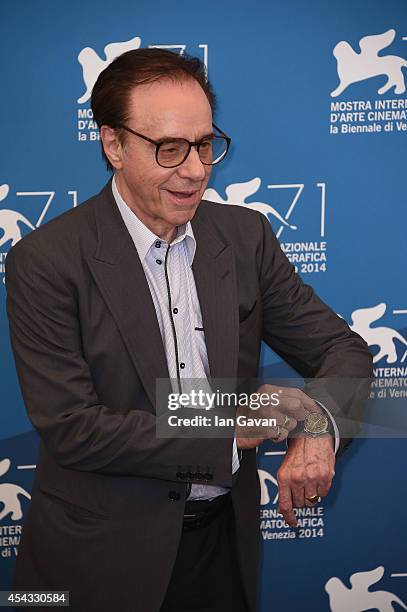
[{"x1": 276, "y1": 435, "x2": 335, "y2": 528}]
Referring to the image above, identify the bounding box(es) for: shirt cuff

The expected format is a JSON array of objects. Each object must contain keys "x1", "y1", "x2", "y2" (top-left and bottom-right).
[{"x1": 314, "y1": 400, "x2": 340, "y2": 455}]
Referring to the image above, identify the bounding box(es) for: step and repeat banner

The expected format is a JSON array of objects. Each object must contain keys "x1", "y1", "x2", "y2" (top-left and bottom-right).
[{"x1": 1, "y1": 0, "x2": 406, "y2": 610}]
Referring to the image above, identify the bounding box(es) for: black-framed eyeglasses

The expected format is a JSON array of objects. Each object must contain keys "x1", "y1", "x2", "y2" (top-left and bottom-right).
[{"x1": 115, "y1": 122, "x2": 231, "y2": 168}]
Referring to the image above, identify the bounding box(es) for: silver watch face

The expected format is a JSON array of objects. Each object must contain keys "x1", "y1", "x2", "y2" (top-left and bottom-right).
[{"x1": 304, "y1": 412, "x2": 329, "y2": 435}]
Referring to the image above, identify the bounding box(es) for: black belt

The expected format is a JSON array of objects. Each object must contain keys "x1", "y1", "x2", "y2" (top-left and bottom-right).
[{"x1": 182, "y1": 492, "x2": 231, "y2": 531}]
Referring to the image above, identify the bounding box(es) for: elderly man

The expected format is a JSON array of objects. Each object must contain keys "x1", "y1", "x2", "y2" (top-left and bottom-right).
[{"x1": 6, "y1": 48, "x2": 372, "y2": 612}]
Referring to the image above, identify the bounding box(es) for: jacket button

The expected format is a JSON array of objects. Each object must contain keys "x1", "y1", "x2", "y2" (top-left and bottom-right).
[{"x1": 168, "y1": 490, "x2": 181, "y2": 501}]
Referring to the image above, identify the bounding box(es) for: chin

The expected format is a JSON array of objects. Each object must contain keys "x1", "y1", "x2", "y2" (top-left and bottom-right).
[
  {"x1": 169, "y1": 199, "x2": 201, "y2": 220},
  {"x1": 169, "y1": 208, "x2": 197, "y2": 226}
]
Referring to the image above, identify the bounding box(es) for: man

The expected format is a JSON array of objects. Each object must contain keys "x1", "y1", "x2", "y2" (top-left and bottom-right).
[{"x1": 6, "y1": 49, "x2": 372, "y2": 612}]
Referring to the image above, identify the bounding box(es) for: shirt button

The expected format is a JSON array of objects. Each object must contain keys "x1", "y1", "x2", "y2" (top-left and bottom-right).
[
  {"x1": 173, "y1": 308, "x2": 178, "y2": 314},
  {"x1": 155, "y1": 241, "x2": 161, "y2": 248},
  {"x1": 180, "y1": 363, "x2": 185, "y2": 369},
  {"x1": 156, "y1": 259, "x2": 162, "y2": 265}
]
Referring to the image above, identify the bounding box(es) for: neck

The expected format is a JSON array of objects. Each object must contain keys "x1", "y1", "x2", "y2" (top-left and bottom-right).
[{"x1": 159, "y1": 226, "x2": 178, "y2": 243}]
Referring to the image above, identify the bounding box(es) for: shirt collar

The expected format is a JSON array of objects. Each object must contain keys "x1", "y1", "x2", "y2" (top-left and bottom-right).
[{"x1": 111, "y1": 175, "x2": 196, "y2": 265}]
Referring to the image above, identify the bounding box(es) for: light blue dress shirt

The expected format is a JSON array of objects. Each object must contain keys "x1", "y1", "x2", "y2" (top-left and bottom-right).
[{"x1": 112, "y1": 176, "x2": 239, "y2": 500}]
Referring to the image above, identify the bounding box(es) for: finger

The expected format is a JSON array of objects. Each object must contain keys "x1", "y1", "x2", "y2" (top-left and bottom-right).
[
  {"x1": 303, "y1": 462, "x2": 321, "y2": 506},
  {"x1": 292, "y1": 488, "x2": 305, "y2": 508},
  {"x1": 269, "y1": 425, "x2": 289, "y2": 443},
  {"x1": 310, "y1": 460, "x2": 335, "y2": 498},
  {"x1": 305, "y1": 483, "x2": 320, "y2": 506},
  {"x1": 316, "y1": 476, "x2": 332, "y2": 499},
  {"x1": 261, "y1": 385, "x2": 319, "y2": 414},
  {"x1": 278, "y1": 387, "x2": 319, "y2": 412},
  {"x1": 274, "y1": 412, "x2": 297, "y2": 432},
  {"x1": 317, "y1": 472, "x2": 334, "y2": 498},
  {"x1": 277, "y1": 397, "x2": 309, "y2": 421},
  {"x1": 305, "y1": 493, "x2": 320, "y2": 506},
  {"x1": 277, "y1": 483, "x2": 297, "y2": 528},
  {"x1": 236, "y1": 437, "x2": 265, "y2": 450},
  {"x1": 291, "y1": 482, "x2": 305, "y2": 508}
]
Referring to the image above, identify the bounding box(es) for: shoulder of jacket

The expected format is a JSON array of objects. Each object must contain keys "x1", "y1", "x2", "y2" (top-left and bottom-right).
[{"x1": 8, "y1": 184, "x2": 108, "y2": 260}]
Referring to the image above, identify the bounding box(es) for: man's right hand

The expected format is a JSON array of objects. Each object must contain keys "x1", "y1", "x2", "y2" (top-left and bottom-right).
[{"x1": 236, "y1": 384, "x2": 317, "y2": 449}]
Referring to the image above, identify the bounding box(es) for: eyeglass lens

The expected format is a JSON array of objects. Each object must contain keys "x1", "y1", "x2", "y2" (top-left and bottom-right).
[{"x1": 157, "y1": 137, "x2": 228, "y2": 167}]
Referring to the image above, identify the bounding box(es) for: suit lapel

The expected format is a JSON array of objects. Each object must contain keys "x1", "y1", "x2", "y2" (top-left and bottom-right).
[
  {"x1": 191, "y1": 209, "x2": 239, "y2": 381},
  {"x1": 87, "y1": 183, "x2": 169, "y2": 410}
]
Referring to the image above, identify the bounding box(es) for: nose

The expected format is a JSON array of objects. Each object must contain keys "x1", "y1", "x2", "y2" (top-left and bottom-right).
[{"x1": 176, "y1": 146, "x2": 207, "y2": 181}]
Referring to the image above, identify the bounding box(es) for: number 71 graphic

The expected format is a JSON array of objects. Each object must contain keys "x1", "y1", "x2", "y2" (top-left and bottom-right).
[{"x1": 267, "y1": 183, "x2": 326, "y2": 239}]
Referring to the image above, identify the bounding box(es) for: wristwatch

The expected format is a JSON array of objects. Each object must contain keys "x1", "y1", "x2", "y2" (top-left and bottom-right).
[{"x1": 303, "y1": 412, "x2": 332, "y2": 437}]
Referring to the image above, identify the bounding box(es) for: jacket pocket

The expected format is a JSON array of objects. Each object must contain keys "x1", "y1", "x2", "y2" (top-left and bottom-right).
[{"x1": 39, "y1": 484, "x2": 109, "y2": 520}]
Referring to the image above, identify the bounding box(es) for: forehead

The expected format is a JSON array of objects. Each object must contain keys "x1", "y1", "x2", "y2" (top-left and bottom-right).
[{"x1": 125, "y1": 78, "x2": 213, "y2": 138}]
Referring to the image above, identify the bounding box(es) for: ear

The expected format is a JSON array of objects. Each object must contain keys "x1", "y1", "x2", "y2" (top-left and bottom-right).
[{"x1": 100, "y1": 125, "x2": 124, "y2": 169}]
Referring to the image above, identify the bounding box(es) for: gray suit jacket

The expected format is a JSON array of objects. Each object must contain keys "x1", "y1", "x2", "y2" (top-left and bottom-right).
[{"x1": 6, "y1": 180, "x2": 372, "y2": 612}]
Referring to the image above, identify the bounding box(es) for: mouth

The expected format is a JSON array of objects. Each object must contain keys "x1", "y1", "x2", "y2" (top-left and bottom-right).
[{"x1": 165, "y1": 189, "x2": 200, "y2": 206}]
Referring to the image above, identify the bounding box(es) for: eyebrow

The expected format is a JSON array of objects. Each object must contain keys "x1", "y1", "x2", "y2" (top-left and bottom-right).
[{"x1": 156, "y1": 131, "x2": 215, "y2": 143}]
